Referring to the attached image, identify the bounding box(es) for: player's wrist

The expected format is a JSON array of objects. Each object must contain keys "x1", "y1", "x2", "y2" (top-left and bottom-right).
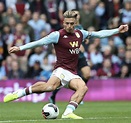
[
  {"x1": 19, "y1": 46, "x2": 22, "y2": 51},
  {"x1": 115, "y1": 28, "x2": 119, "y2": 33}
]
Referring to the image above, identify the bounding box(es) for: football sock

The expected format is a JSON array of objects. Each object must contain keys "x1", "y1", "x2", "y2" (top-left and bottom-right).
[
  {"x1": 51, "y1": 89, "x2": 60, "y2": 99},
  {"x1": 25, "y1": 86, "x2": 32, "y2": 95},
  {"x1": 63, "y1": 101, "x2": 78, "y2": 115},
  {"x1": 50, "y1": 89, "x2": 60, "y2": 104},
  {"x1": 16, "y1": 86, "x2": 32, "y2": 98},
  {"x1": 15, "y1": 89, "x2": 26, "y2": 98}
]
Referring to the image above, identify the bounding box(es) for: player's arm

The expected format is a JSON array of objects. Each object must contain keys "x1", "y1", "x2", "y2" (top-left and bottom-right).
[
  {"x1": 91, "y1": 24, "x2": 128, "y2": 38},
  {"x1": 80, "y1": 24, "x2": 128, "y2": 40},
  {"x1": 8, "y1": 31, "x2": 60, "y2": 54}
]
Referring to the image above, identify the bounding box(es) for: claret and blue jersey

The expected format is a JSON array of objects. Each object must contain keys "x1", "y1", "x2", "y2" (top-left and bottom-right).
[
  {"x1": 19, "y1": 28, "x2": 119, "y2": 74},
  {"x1": 54, "y1": 29, "x2": 84, "y2": 74}
]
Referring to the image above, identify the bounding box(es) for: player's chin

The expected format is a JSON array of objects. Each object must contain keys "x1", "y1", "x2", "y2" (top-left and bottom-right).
[{"x1": 67, "y1": 30, "x2": 73, "y2": 33}]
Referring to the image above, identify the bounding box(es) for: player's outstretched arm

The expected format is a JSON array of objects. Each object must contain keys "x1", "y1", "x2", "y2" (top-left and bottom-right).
[
  {"x1": 91, "y1": 24, "x2": 129, "y2": 38},
  {"x1": 8, "y1": 31, "x2": 60, "y2": 54}
]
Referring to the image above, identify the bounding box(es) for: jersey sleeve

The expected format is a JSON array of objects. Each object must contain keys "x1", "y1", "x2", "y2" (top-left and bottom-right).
[
  {"x1": 80, "y1": 30, "x2": 89, "y2": 40},
  {"x1": 20, "y1": 31, "x2": 60, "y2": 51},
  {"x1": 80, "y1": 28, "x2": 119, "y2": 40},
  {"x1": 91, "y1": 28, "x2": 119, "y2": 38}
]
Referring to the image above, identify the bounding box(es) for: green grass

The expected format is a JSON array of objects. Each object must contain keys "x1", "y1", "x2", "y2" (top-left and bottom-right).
[{"x1": 0, "y1": 101, "x2": 131, "y2": 123}]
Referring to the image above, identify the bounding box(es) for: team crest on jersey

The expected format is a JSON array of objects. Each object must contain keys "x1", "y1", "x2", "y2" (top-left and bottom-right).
[{"x1": 75, "y1": 32, "x2": 80, "y2": 38}]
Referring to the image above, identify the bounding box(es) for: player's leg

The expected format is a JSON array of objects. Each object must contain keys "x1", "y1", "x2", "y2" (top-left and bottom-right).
[
  {"x1": 80, "y1": 65, "x2": 90, "y2": 84},
  {"x1": 78, "y1": 57, "x2": 90, "y2": 84},
  {"x1": 77, "y1": 57, "x2": 90, "y2": 104},
  {"x1": 4, "y1": 76, "x2": 61, "y2": 102},
  {"x1": 49, "y1": 88, "x2": 60, "y2": 104},
  {"x1": 62, "y1": 78, "x2": 88, "y2": 119}
]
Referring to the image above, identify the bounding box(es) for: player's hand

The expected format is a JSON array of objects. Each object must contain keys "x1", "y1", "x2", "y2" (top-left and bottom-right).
[
  {"x1": 8, "y1": 46, "x2": 20, "y2": 54},
  {"x1": 118, "y1": 24, "x2": 128, "y2": 33},
  {"x1": 79, "y1": 45, "x2": 85, "y2": 52}
]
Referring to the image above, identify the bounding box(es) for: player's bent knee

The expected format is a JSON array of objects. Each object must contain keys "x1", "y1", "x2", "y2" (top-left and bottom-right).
[
  {"x1": 45, "y1": 84, "x2": 58, "y2": 92},
  {"x1": 79, "y1": 85, "x2": 88, "y2": 94},
  {"x1": 45, "y1": 86, "x2": 54, "y2": 92},
  {"x1": 84, "y1": 74, "x2": 90, "y2": 80},
  {"x1": 82, "y1": 66, "x2": 91, "y2": 80},
  {"x1": 83, "y1": 85, "x2": 88, "y2": 93},
  {"x1": 83, "y1": 71, "x2": 91, "y2": 80}
]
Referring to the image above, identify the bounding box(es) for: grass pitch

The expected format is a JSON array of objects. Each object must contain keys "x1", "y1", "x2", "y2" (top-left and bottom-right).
[{"x1": 0, "y1": 101, "x2": 131, "y2": 123}]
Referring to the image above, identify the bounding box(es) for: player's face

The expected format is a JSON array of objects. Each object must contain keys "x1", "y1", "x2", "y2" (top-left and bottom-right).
[{"x1": 63, "y1": 18, "x2": 76, "y2": 33}]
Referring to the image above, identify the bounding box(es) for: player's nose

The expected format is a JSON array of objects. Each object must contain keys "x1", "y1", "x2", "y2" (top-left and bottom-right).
[{"x1": 68, "y1": 24, "x2": 71, "y2": 27}]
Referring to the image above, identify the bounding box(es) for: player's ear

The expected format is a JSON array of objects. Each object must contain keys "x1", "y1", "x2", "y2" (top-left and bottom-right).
[
  {"x1": 74, "y1": 20, "x2": 78, "y2": 26},
  {"x1": 63, "y1": 20, "x2": 65, "y2": 26}
]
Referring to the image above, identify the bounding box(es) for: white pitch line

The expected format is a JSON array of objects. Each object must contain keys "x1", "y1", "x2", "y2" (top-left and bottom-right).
[{"x1": 0, "y1": 117, "x2": 131, "y2": 122}]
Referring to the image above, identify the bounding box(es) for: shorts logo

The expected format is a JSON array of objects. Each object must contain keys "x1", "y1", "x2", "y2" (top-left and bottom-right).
[{"x1": 60, "y1": 74, "x2": 65, "y2": 79}]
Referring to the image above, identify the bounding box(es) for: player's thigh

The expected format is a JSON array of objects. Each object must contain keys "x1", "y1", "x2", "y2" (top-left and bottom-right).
[
  {"x1": 46, "y1": 76, "x2": 61, "y2": 90},
  {"x1": 69, "y1": 78, "x2": 87, "y2": 91},
  {"x1": 81, "y1": 66, "x2": 90, "y2": 77}
]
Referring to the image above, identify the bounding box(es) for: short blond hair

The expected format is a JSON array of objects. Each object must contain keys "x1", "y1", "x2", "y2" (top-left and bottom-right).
[{"x1": 63, "y1": 10, "x2": 77, "y2": 19}]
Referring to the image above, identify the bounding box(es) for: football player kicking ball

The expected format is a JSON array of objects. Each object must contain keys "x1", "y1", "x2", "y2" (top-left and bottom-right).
[
  {"x1": 4, "y1": 10, "x2": 128, "y2": 119},
  {"x1": 49, "y1": 10, "x2": 90, "y2": 104}
]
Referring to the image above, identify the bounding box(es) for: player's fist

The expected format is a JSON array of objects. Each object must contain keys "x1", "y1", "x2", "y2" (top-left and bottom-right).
[
  {"x1": 9, "y1": 46, "x2": 20, "y2": 54},
  {"x1": 118, "y1": 24, "x2": 128, "y2": 33}
]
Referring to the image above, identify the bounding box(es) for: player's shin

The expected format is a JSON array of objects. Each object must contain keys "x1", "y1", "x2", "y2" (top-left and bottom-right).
[{"x1": 63, "y1": 101, "x2": 78, "y2": 115}]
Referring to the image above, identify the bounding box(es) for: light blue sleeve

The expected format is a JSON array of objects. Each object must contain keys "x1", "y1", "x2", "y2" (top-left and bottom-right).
[
  {"x1": 20, "y1": 31, "x2": 60, "y2": 51},
  {"x1": 91, "y1": 28, "x2": 119, "y2": 38},
  {"x1": 80, "y1": 28, "x2": 119, "y2": 40},
  {"x1": 80, "y1": 30, "x2": 89, "y2": 40}
]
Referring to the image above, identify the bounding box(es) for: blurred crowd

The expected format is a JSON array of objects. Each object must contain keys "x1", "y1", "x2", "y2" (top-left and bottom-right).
[{"x1": 0, "y1": 0, "x2": 131, "y2": 80}]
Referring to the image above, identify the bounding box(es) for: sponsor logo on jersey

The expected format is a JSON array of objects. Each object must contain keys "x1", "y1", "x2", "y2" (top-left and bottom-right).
[
  {"x1": 69, "y1": 48, "x2": 80, "y2": 54},
  {"x1": 69, "y1": 41, "x2": 78, "y2": 47}
]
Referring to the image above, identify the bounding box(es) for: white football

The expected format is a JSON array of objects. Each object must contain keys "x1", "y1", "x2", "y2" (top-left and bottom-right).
[{"x1": 42, "y1": 103, "x2": 59, "y2": 119}]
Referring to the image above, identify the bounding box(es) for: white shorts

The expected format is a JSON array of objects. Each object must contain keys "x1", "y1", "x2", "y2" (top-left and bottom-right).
[{"x1": 51, "y1": 67, "x2": 81, "y2": 88}]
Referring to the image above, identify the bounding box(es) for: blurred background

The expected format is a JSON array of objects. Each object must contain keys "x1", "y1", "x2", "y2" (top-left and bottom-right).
[{"x1": 0, "y1": 0, "x2": 131, "y2": 102}]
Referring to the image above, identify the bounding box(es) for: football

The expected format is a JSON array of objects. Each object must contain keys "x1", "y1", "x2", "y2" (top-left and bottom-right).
[{"x1": 42, "y1": 103, "x2": 59, "y2": 119}]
